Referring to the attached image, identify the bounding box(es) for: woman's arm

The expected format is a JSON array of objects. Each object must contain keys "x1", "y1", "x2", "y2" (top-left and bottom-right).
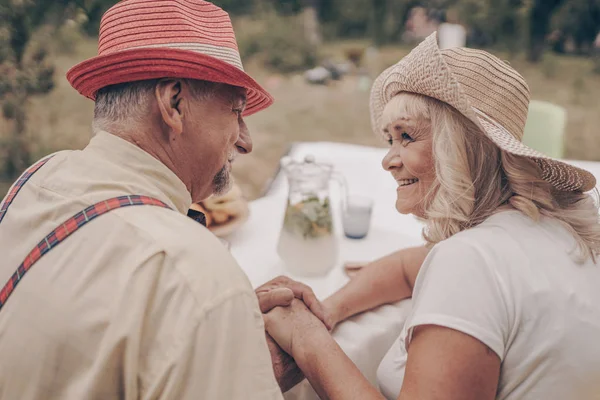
[
  {"x1": 265, "y1": 300, "x2": 500, "y2": 400},
  {"x1": 398, "y1": 325, "x2": 500, "y2": 400},
  {"x1": 324, "y1": 245, "x2": 429, "y2": 327},
  {"x1": 295, "y1": 327, "x2": 385, "y2": 400},
  {"x1": 264, "y1": 299, "x2": 385, "y2": 400},
  {"x1": 297, "y1": 324, "x2": 500, "y2": 400}
]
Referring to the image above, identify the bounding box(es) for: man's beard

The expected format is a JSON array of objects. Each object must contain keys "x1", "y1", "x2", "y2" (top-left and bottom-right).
[{"x1": 212, "y1": 163, "x2": 231, "y2": 195}]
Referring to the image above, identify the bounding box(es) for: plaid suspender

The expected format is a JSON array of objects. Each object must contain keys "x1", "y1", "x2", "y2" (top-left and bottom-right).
[
  {"x1": 0, "y1": 157, "x2": 172, "y2": 311},
  {"x1": 0, "y1": 155, "x2": 54, "y2": 225}
]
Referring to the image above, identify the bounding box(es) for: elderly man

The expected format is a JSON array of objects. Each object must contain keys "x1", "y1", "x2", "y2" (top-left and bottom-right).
[{"x1": 0, "y1": 1, "x2": 326, "y2": 399}]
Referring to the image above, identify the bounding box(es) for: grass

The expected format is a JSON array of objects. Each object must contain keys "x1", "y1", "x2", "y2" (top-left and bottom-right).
[{"x1": 2, "y1": 36, "x2": 600, "y2": 200}]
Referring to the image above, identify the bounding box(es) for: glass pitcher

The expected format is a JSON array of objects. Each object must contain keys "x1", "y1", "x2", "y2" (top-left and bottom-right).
[{"x1": 276, "y1": 155, "x2": 346, "y2": 277}]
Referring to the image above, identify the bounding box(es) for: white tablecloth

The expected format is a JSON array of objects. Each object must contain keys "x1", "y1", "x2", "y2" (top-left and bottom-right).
[{"x1": 226, "y1": 142, "x2": 600, "y2": 399}]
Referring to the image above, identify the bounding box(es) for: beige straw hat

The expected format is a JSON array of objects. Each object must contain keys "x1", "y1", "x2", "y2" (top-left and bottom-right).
[{"x1": 370, "y1": 32, "x2": 596, "y2": 192}]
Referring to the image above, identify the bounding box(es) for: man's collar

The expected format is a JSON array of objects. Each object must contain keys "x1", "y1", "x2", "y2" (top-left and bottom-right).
[{"x1": 86, "y1": 131, "x2": 193, "y2": 215}]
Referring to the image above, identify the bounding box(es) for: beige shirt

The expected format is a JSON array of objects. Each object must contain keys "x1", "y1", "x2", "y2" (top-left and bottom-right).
[{"x1": 0, "y1": 131, "x2": 283, "y2": 400}]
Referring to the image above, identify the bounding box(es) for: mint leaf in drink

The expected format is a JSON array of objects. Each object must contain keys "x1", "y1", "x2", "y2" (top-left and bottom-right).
[{"x1": 283, "y1": 196, "x2": 333, "y2": 239}]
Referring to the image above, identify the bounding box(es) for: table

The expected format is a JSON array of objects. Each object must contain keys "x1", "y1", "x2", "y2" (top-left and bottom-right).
[{"x1": 227, "y1": 142, "x2": 600, "y2": 399}]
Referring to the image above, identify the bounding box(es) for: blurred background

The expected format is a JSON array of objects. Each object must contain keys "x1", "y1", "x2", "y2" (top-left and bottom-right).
[{"x1": 0, "y1": 0, "x2": 599, "y2": 199}]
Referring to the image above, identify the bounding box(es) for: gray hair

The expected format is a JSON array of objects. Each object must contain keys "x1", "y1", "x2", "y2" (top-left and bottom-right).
[{"x1": 92, "y1": 79, "x2": 221, "y2": 134}]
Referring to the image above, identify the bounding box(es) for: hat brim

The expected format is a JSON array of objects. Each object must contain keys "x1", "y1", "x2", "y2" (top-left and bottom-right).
[
  {"x1": 66, "y1": 47, "x2": 273, "y2": 117},
  {"x1": 473, "y1": 109, "x2": 596, "y2": 192},
  {"x1": 370, "y1": 33, "x2": 596, "y2": 192}
]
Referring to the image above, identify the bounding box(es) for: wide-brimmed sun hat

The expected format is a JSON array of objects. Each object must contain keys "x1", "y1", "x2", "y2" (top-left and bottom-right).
[
  {"x1": 370, "y1": 32, "x2": 596, "y2": 192},
  {"x1": 67, "y1": 0, "x2": 273, "y2": 117}
]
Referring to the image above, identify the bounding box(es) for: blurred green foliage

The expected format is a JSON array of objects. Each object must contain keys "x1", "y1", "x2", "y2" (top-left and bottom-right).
[
  {"x1": 553, "y1": 0, "x2": 600, "y2": 54},
  {"x1": 234, "y1": 10, "x2": 318, "y2": 72},
  {"x1": 216, "y1": 0, "x2": 599, "y2": 59},
  {"x1": 0, "y1": 0, "x2": 67, "y2": 178},
  {"x1": 23, "y1": 0, "x2": 597, "y2": 62},
  {"x1": 1, "y1": 0, "x2": 598, "y2": 182}
]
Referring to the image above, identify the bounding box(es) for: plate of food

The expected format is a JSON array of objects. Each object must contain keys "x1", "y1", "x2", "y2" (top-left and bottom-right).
[{"x1": 190, "y1": 184, "x2": 250, "y2": 237}]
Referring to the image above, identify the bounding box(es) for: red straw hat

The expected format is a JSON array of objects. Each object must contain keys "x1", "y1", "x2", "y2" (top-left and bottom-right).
[{"x1": 67, "y1": 0, "x2": 273, "y2": 116}]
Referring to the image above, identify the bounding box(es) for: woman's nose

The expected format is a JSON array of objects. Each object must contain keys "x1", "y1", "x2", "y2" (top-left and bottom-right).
[{"x1": 382, "y1": 148, "x2": 401, "y2": 171}]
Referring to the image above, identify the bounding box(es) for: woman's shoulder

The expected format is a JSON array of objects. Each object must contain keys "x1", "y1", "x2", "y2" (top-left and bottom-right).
[
  {"x1": 424, "y1": 211, "x2": 543, "y2": 275},
  {"x1": 428, "y1": 209, "x2": 577, "y2": 277},
  {"x1": 442, "y1": 209, "x2": 550, "y2": 251}
]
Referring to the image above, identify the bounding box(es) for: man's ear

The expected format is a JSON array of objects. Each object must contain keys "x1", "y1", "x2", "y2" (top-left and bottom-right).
[{"x1": 155, "y1": 79, "x2": 184, "y2": 137}]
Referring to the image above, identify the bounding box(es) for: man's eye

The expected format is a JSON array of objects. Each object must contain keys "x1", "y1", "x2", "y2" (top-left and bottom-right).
[{"x1": 233, "y1": 108, "x2": 243, "y2": 117}]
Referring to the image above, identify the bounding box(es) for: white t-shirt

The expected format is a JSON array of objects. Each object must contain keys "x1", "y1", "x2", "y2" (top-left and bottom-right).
[{"x1": 377, "y1": 210, "x2": 600, "y2": 400}]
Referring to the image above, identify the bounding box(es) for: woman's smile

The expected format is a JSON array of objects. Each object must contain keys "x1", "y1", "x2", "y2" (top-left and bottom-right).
[{"x1": 396, "y1": 178, "x2": 419, "y2": 189}]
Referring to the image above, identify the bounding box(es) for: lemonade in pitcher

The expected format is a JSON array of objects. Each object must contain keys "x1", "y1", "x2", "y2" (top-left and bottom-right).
[{"x1": 276, "y1": 155, "x2": 343, "y2": 276}]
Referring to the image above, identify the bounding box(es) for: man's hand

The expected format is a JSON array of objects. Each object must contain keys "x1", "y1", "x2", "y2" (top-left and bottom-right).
[
  {"x1": 256, "y1": 275, "x2": 334, "y2": 330},
  {"x1": 266, "y1": 334, "x2": 305, "y2": 392},
  {"x1": 256, "y1": 287, "x2": 295, "y2": 313}
]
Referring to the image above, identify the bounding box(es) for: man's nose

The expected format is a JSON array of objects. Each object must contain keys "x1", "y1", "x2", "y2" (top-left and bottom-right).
[{"x1": 235, "y1": 117, "x2": 253, "y2": 154}]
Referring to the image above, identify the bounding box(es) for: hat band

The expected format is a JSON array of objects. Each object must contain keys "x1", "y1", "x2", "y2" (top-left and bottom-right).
[{"x1": 126, "y1": 42, "x2": 244, "y2": 71}]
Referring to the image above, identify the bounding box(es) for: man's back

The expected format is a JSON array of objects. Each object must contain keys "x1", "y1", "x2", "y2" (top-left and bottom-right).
[{"x1": 0, "y1": 132, "x2": 283, "y2": 399}]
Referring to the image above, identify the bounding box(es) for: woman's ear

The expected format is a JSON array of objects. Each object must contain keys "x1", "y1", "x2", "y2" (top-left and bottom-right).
[{"x1": 155, "y1": 79, "x2": 184, "y2": 137}]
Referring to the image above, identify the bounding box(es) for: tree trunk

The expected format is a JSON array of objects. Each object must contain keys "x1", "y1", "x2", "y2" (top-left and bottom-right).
[
  {"x1": 303, "y1": 0, "x2": 321, "y2": 47},
  {"x1": 528, "y1": 0, "x2": 565, "y2": 62},
  {"x1": 9, "y1": 13, "x2": 30, "y2": 68},
  {"x1": 371, "y1": 0, "x2": 387, "y2": 46}
]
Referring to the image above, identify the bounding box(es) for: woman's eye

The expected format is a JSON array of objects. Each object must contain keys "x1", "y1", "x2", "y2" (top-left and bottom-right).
[
  {"x1": 401, "y1": 132, "x2": 413, "y2": 142},
  {"x1": 233, "y1": 108, "x2": 242, "y2": 117},
  {"x1": 387, "y1": 137, "x2": 393, "y2": 146}
]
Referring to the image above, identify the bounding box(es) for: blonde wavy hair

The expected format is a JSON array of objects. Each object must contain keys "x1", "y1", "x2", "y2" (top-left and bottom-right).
[{"x1": 382, "y1": 92, "x2": 600, "y2": 263}]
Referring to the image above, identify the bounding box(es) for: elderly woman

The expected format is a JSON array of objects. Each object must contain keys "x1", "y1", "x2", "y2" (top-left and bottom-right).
[{"x1": 264, "y1": 33, "x2": 600, "y2": 399}]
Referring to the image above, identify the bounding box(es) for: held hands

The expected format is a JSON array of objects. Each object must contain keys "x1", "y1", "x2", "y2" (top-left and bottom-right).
[
  {"x1": 255, "y1": 275, "x2": 334, "y2": 330},
  {"x1": 255, "y1": 276, "x2": 333, "y2": 392},
  {"x1": 265, "y1": 334, "x2": 305, "y2": 393},
  {"x1": 263, "y1": 298, "x2": 329, "y2": 357}
]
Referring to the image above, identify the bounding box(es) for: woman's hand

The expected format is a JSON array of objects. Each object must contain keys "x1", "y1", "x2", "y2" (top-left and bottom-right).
[{"x1": 263, "y1": 299, "x2": 330, "y2": 357}]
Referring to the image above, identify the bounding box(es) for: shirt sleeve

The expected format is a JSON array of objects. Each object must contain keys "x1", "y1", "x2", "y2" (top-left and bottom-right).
[
  {"x1": 140, "y1": 290, "x2": 283, "y2": 400},
  {"x1": 404, "y1": 238, "x2": 512, "y2": 360},
  {"x1": 130, "y1": 250, "x2": 284, "y2": 400}
]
